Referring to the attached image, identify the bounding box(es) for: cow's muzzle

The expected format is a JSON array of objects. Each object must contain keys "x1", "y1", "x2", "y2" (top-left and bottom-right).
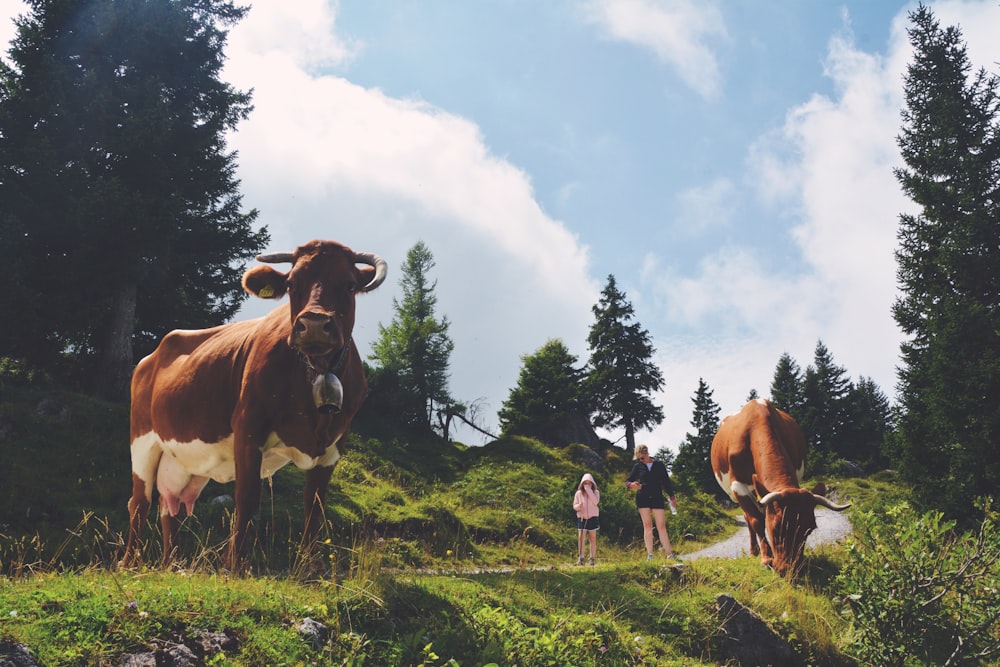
[{"x1": 292, "y1": 312, "x2": 341, "y2": 356}]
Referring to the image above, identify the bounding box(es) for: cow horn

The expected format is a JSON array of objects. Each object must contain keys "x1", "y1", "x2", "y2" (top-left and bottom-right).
[
  {"x1": 813, "y1": 494, "x2": 851, "y2": 511},
  {"x1": 256, "y1": 252, "x2": 294, "y2": 264},
  {"x1": 758, "y1": 491, "x2": 781, "y2": 508},
  {"x1": 354, "y1": 252, "x2": 388, "y2": 292}
]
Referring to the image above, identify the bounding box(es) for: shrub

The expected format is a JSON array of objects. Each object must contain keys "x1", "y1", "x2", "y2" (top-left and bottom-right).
[{"x1": 835, "y1": 499, "x2": 1000, "y2": 666}]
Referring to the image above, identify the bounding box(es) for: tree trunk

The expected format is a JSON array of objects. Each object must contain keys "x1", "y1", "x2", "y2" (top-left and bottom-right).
[
  {"x1": 625, "y1": 422, "x2": 636, "y2": 455},
  {"x1": 93, "y1": 283, "x2": 137, "y2": 401}
]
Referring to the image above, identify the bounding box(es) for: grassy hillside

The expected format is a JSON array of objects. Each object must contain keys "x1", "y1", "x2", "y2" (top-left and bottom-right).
[{"x1": 0, "y1": 383, "x2": 882, "y2": 665}]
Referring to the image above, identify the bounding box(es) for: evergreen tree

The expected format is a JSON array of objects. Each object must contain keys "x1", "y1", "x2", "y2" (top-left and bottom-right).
[
  {"x1": 800, "y1": 340, "x2": 851, "y2": 469},
  {"x1": 770, "y1": 352, "x2": 805, "y2": 416},
  {"x1": 0, "y1": 0, "x2": 265, "y2": 397},
  {"x1": 673, "y1": 378, "x2": 722, "y2": 495},
  {"x1": 498, "y1": 338, "x2": 586, "y2": 445},
  {"x1": 892, "y1": 5, "x2": 1000, "y2": 522},
  {"x1": 841, "y1": 376, "x2": 894, "y2": 471},
  {"x1": 586, "y1": 275, "x2": 664, "y2": 454},
  {"x1": 369, "y1": 241, "x2": 456, "y2": 433}
]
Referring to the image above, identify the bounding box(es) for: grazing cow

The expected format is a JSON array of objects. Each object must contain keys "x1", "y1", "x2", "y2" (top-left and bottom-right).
[
  {"x1": 710, "y1": 398, "x2": 849, "y2": 576},
  {"x1": 122, "y1": 240, "x2": 387, "y2": 570}
]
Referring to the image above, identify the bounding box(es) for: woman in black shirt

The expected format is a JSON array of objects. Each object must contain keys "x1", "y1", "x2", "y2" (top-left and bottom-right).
[{"x1": 625, "y1": 444, "x2": 678, "y2": 560}]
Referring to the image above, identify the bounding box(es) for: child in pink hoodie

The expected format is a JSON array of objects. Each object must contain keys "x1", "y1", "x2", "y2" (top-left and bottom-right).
[{"x1": 573, "y1": 473, "x2": 600, "y2": 565}]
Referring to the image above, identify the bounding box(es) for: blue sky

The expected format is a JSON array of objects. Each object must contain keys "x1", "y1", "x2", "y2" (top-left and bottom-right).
[{"x1": 3, "y1": 0, "x2": 999, "y2": 452}]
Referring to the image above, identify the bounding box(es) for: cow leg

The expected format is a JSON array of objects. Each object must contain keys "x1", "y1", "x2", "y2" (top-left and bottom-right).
[
  {"x1": 227, "y1": 444, "x2": 263, "y2": 572},
  {"x1": 122, "y1": 434, "x2": 163, "y2": 567},
  {"x1": 122, "y1": 474, "x2": 151, "y2": 567},
  {"x1": 160, "y1": 503, "x2": 182, "y2": 567},
  {"x1": 301, "y1": 464, "x2": 335, "y2": 559},
  {"x1": 732, "y1": 482, "x2": 768, "y2": 561}
]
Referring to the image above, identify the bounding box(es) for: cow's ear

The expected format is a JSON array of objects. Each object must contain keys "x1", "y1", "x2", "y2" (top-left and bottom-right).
[
  {"x1": 242, "y1": 265, "x2": 288, "y2": 299},
  {"x1": 752, "y1": 474, "x2": 770, "y2": 499}
]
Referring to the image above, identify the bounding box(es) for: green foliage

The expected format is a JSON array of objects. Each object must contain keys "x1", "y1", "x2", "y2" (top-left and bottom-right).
[
  {"x1": 672, "y1": 378, "x2": 722, "y2": 496},
  {"x1": 369, "y1": 241, "x2": 456, "y2": 434},
  {"x1": 836, "y1": 500, "x2": 1000, "y2": 666},
  {"x1": 497, "y1": 340, "x2": 587, "y2": 445},
  {"x1": 586, "y1": 275, "x2": 664, "y2": 454},
  {"x1": 0, "y1": 0, "x2": 266, "y2": 396},
  {"x1": 892, "y1": 5, "x2": 1000, "y2": 526},
  {"x1": 771, "y1": 352, "x2": 805, "y2": 415}
]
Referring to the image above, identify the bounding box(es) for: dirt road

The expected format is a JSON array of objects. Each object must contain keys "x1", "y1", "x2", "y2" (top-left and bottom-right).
[{"x1": 679, "y1": 507, "x2": 853, "y2": 562}]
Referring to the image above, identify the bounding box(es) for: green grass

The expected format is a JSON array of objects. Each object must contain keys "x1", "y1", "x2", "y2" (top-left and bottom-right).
[{"x1": 0, "y1": 383, "x2": 880, "y2": 665}]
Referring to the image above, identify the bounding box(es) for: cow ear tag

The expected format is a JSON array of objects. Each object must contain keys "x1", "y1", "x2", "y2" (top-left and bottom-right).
[
  {"x1": 313, "y1": 373, "x2": 343, "y2": 414},
  {"x1": 258, "y1": 285, "x2": 275, "y2": 298}
]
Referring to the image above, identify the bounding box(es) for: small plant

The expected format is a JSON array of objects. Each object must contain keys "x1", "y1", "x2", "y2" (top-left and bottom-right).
[{"x1": 835, "y1": 498, "x2": 1000, "y2": 666}]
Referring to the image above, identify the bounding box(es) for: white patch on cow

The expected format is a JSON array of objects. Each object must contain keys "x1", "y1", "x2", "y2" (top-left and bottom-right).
[
  {"x1": 731, "y1": 481, "x2": 755, "y2": 502},
  {"x1": 755, "y1": 397, "x2": 768, "y2": 407},
  {"x1": 131, "y1": 432, "x2": 163, "y2": 503},
  {"x1": 715, "y1": 470, "x2": 735, "y2": 501},
  {"x1": 141, "y1": 430, "x2": 345, "y2": 517}
]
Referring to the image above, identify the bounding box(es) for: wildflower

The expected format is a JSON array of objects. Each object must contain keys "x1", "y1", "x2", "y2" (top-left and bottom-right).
[
  {"x1": 324, "y1": 538, "x2": 332, "y2": 545},
  {"x1": 126, "y1": 601, "x2": 139, "y2": 611},
  {"x1": 138, "y1": 611, "x2": 149, "y2": 618},
  {"x1": 634, "y1": 635, "x2": 643, "y2": 644},
  {"x1": 446, "y1": 549, "x2": 453, "y2": 556},
  {"x1": 9, "y1": 611, "x2": 17, "y2": 618},
  {"x1": 599, "y1": 645, "x2": 607, "y2": 653}
]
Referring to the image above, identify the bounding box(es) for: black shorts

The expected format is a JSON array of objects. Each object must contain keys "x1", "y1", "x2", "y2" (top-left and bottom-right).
[
  {"x1": 636, "y1": 498, "x2": 665, "y2": 510},
  {"x1": 577, "y1": 517, "x2": 599, "y2": 531}
]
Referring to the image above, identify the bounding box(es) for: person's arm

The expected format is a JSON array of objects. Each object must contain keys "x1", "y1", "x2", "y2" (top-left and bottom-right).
[
  {"x1": 625, "y1": 464, "x2": 640, "y2": 489},
  {"x1": 573, "y1": 491, "x2": 584, "y2": 513}
]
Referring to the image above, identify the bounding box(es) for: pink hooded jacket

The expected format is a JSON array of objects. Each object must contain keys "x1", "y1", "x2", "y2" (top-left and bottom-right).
[{"x1": 573, "y1": 473, "x2": 600, "y2": 519}]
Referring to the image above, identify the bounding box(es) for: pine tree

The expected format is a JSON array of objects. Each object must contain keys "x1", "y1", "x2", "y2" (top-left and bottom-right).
[
  {"x1": 586, "y1": 275, "x2": 664, "y2": 454},
  {"x1": 498, "y1": 339, "x2": 586, "y2": 445},
  {"x1": 770, "y1": 352, "x2": 805, "y2": 416},
  {"x1": 800, "y1": 340, "x2": 851, "y2": 470},
  {"x1": 892, "y1": 5, "x2": 1000, "y2": 522},
  {"x1": 841, "y1": 377, "x2": 894, "y2": 471},
  {"x1": 369, "y1": 241, "x2": 456, "y2": 433},
  {"x1": 0, "y1": 0, "x2": 265, "y2": 397},
  {"x1": 673, "y1": 378, "x2": 722, "y2": 495}
]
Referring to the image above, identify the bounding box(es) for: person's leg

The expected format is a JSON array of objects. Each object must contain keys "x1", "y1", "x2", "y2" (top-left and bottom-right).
[
  {"x1": 652, "y1": 508, "x2": 673, "y2": 556},
  {"x1": 577, "y1": 528, "x2": 586, "y2": 563},
  {"x1": 588, "y1": 529, "x2": 597, "y2": 561},
  {"x1": 638, "y1": 507, "x2": 654, "y2": 556}
]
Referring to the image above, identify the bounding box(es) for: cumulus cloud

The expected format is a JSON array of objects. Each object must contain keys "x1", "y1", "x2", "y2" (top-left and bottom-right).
[
  {"x1": 223, "y1": 1, "x2": 599, "y2": 440},
  {"x1": 641, "y1": 7, "x2": 916, "y2": 449},
  {"x1": 582, "y1": 0, "x2": 727, "y2": 99}
]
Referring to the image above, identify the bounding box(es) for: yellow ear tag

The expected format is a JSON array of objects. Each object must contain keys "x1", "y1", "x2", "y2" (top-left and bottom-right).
[{"x1": 258, "y1": 285, "x2": 275, "y2": 298}]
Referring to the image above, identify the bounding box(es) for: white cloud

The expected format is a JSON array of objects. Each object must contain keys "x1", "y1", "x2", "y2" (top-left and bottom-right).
[
  {"x1": 224, "y1": 1, "x2": 600, "y2": 441},
  {"x1": 673, "y1": 178, "x2": 735, "y2": 236},
  {"x1": 582, "y1": 0, "x2": 727, "y2": 99}
]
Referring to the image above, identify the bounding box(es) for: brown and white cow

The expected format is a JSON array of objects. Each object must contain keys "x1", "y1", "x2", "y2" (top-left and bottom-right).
[
  {"x1": 122, "y1": 239, "x2": 386, "y2": 570},
  {"x1": 710, "y1": 398, "x2": 849, "y2": 576}
]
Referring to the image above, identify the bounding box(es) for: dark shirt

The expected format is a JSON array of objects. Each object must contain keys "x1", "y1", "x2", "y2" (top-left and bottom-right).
[{"x1": 626, "y1": 459, "x2": 675, "y2": 509}]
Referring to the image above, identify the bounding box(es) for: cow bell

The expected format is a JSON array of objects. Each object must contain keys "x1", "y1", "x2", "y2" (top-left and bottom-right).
[{"x1": 312, "y1": 372, "x2": 344, "y2": 414}]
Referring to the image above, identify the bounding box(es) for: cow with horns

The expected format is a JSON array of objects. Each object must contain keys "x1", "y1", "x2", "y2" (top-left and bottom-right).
[
  {"x1": 710, "y1": 398, "x2": 850, "y2": 576},
  {"x1": 122, "y1": 239, "x2": 387, "y2": 570}
]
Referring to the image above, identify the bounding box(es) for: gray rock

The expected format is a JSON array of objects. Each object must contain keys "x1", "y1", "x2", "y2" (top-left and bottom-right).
[
  {"x1": 297, "y1": 617, "x2": 329, "y2": 649},
  {"x1": 0, "y1": 643, "x2": 39, "y2": 667},
  {"x1": 715, "y1": 594, "x2": 797, "y2": 666}
]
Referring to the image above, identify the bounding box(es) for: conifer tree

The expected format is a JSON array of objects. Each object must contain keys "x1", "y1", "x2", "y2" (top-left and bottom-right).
[
  {"x1": 800, "y1": 341, "x2": 852, "y2": 466},
  {"x1": 0, "y1": 0, "x2": 265, "y2": 397},
  {"x1": 498, "y1": 339, "x2": 586, "y2": 445},
  {"x1": 673, "y1": 378, "x2": 722, "y2": 495},
  {"x1": 369, "y1": 241, "x2": 456, "y2": 433},
  {"x1": 770, "y1": 352, "x2": 805, "y2": 416},
  {"x1": 586, "y1": 275, "x2": 664, "y2": 454},
  {"x1": 892, "y1": 5, "x2": 1000, "y2": 522}
]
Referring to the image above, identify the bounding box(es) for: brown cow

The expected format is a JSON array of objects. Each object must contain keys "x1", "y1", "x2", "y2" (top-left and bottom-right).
[
  {"x1": 122, "y1": 239, "x2": 386, "y2": 570},
  {"x1": 710, "y1": 398, "x2": 849, "y2": 576}
]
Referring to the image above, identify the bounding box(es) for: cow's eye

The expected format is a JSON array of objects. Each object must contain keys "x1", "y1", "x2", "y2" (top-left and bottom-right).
[{"x1": 345, "y1": 282, "x2": 358, "y2": 294}]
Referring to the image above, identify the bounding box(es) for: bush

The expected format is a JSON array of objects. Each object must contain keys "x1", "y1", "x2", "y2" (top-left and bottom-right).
[{"x1": 835, "y1": 499, "x2": 1000, "y2": 666}]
